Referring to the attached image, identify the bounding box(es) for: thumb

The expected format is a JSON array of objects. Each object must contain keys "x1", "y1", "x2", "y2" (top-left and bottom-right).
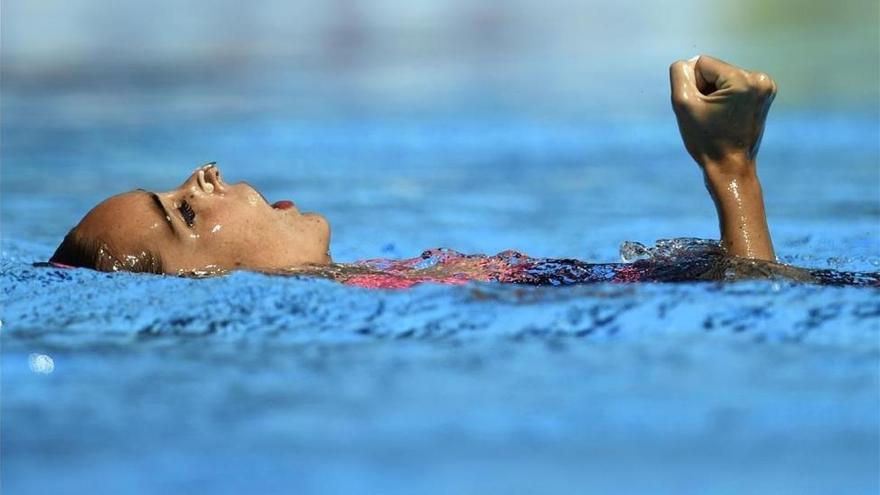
[{"x1": 694, "y1": 55, "x2": 743, "y2": 92}]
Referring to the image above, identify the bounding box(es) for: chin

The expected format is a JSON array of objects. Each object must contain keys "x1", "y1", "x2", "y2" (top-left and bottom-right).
[
  {"x1": 302, "y1": 213, "x2": 332, "y2": 264},
  {"x1": 319, "y1": 232, "x2": 333, "y2": 265},
  {"x1": 308, "y1": 213, "x2": 331, "y2": 243}
]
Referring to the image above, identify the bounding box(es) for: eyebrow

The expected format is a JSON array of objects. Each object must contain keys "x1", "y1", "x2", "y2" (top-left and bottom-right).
[{"x1": 145, "y1": 191, "x2": 177, "y2": 235}]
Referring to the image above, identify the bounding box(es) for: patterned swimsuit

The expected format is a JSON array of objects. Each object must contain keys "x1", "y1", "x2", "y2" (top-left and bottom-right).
[{"x1": 336, "y1": 243, "x2": 879, "y2": 289}]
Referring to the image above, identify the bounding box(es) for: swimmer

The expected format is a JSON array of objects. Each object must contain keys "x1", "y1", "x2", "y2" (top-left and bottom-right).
[{"x1": 46, "y1": 56, "x2": 878, "y2": 287}]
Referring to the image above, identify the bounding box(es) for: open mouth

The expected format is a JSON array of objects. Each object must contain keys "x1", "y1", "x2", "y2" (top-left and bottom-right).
[{"x1": 272, "y1": 200, "x2": 295, "y2": 210}]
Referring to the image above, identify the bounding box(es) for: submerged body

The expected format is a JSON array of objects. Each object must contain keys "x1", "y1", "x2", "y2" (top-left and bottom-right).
[{"x1": 279, "y1": 240, "x2": 879, "y2": 289}]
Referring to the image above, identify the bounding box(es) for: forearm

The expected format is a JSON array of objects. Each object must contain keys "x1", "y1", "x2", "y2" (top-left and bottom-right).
[{"x1": 702, "y1": 157, "x2": 775, "y2": 261}]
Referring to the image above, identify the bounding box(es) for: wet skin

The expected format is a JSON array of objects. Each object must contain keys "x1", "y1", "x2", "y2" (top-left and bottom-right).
[
  {"x1": 670, "y1": 55, "x2": 777, "y2": 261},
  {"x1": 55, "y1": 54, "x2": 778, "y2": 275},
  {"x1": 66, "y1": 164, "x2": 331, "y2": 274}
]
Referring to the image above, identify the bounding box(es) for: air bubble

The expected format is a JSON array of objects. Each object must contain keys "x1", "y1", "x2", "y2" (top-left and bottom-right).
[{"x1": 28, "y1": 354, "x2": 55, "y2": 374}]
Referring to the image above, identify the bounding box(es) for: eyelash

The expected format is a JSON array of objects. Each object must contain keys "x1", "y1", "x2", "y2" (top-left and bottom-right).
[{"x1": 178, "y1": 200, "x2": 196, "y2": 227}]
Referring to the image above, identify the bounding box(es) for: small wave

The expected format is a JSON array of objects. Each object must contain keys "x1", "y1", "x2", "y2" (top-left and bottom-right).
[{"x1": 619, "y1": 238, "x2": 879, "y2": 287}]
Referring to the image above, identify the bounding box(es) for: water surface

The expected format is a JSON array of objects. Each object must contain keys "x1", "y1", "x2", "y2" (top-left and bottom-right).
[{"x1": 2, "y1": 43, "x2": 879, "y2": 495}]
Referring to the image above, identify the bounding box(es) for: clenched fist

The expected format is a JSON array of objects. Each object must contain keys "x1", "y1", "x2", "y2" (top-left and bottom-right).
[{"x1": 669, "y1": 55, "x2": 777, "y2": 176}]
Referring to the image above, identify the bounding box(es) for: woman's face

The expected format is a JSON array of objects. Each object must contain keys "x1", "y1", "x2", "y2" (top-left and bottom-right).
[{"x1": 69, "y1": 163, "x2": 331, "y2": 274}]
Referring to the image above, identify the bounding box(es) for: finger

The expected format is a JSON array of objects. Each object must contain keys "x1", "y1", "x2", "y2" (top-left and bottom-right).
[
  {"x1": 669, "y1": 59, "x2": 699, "y2": 108},
  {"x1": 692, "y1": 57, "x2": 712, "y2": 95},
  {"x1": 694, "y1": 55, "x2": 744, "y2": 91},
  {"x1": 681, "y1": 55, "x2": 715, "y2": 95}
]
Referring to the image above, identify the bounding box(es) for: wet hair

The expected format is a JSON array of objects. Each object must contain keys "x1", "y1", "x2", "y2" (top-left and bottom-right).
[{"x1": 50, "y1": 230, "x2": 164, "y2": 274}]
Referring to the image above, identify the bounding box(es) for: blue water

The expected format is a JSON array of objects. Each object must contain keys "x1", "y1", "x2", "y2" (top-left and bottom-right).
[{"x1": 2, "y1": 77, "x2": 880, "y2": 494}]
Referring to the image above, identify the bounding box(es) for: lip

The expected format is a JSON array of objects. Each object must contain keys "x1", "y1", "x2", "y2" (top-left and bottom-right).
[{"x1": 272, "y1": 200, "x2": 295, "y2": 210}]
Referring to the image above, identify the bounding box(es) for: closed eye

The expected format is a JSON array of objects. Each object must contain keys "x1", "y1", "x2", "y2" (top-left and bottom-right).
[
  {"x1": 145, "y1": 191, "x2": 175, "y2": 234},
  {"x1": 178, "y1": 200, "x2": 196, "y2": 227}
]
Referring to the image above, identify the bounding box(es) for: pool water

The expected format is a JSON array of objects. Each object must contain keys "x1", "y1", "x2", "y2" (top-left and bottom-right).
[{"x1": 2, "y1": 79, "x2": 879, "y2": 493}]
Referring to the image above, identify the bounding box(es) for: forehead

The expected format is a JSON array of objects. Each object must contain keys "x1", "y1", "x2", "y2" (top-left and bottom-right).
[
  {"x1": 76, "y1": 190, "x2": 173, "y2": 248},
  {"x1": 90, "y1": 190, "x2": 159, "y2": 221}
]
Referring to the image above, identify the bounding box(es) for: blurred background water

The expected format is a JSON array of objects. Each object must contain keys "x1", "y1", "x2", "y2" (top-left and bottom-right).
[{"x1": 2, "y1": 1, "x2": 879, "y2": 494}]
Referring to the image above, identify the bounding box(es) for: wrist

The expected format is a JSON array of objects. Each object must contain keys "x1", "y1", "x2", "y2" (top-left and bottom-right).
[
  {"x1": 703, "y1": 169, "x2": 762, "y2": 207},
  {"x1": 700, "y1": 155, "x2": 758, "y2": 186}
]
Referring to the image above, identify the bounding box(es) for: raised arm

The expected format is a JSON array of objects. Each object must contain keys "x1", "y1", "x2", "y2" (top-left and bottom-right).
[{"x1": 669, "y1": 55, "x2": 777, "y2": 261}]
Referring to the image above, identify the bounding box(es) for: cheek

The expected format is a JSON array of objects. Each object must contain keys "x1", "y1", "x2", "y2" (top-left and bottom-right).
[
  {"x1": 202, "y1": 206, "x2": 276, "y2": 246},
  {"x1": 203, "y1": 196, "x2": 261, "y2": 232}
]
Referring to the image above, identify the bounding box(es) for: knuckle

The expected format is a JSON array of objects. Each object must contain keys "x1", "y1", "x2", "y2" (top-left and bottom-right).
[
  {"x1": 729, "y1": 68, "x2": 749, "y2": 82},
  {"x1": 750, "y1": 72, "x2": 777, "y2": 96},
  {"x1": 670, "y1": 92, "x2": 689, "y2": 107}
]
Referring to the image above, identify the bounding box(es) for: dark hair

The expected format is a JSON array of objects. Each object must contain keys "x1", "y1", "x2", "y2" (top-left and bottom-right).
[{"x1": 50, "y1": 230, "x2": 164, "y2": 274}]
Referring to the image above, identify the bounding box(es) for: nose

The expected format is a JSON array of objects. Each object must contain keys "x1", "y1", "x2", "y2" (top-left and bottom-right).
[
  {"x1": 183, "y1": 162, "x2": 225, "y2": 194},
  {"x1": 202, "y1": 163, "x2": 224, "y2": 190}
]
